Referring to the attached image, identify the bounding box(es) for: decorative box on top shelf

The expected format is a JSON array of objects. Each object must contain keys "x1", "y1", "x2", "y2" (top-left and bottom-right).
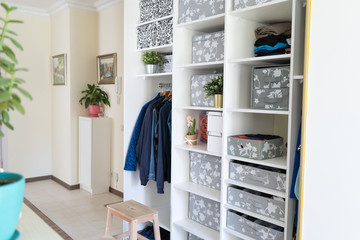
[
  {"x1": 226, "y1": 210, "x2": 284, "y2": 240},
  {"x1": 140, "y1": 0, "x2": 173, "y2": 23},
  {"x1": 189, "y1": 193, "x2": 220, "y2": 232},
  {"x1": 193, "y1": 31, "x2": 224, "y2": 64},
  {"x1": 178, "y1": 0, "x2": 225, "y2": 24}
]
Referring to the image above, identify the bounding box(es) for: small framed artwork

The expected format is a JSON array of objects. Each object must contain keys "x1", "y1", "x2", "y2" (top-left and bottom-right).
[
  {"x1": 52, "y1": 54, "x2": 66, "y2": 85},
  {"x1": 97, "y1": 53, "x2": 117, "y2": 84}
]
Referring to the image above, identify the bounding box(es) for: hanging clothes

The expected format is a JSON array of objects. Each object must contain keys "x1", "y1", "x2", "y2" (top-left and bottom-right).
[
  {"x1": 124, "y1": 91, "x2": 172, "y2": 194},
  {"x1": 124, "y1": 94, "x2": 161, "y2": 171},
  {"x1": 136, "y1": 96, "x2": 166, "y2": 186},
  {"x1": 156, "y1": 100, "x2": 172, "y2": 194}
]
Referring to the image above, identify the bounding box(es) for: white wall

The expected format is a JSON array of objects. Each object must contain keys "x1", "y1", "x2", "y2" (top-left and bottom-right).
[
  {"x1": 301, "y1": 1, "x2": 360, "y2": 239},
  {"x1": 98, "y1": 3, "x2": 124, "y2": 192},
  {"x1": 7, "y1": 12, "x2": 52, "y2": 178},
  {"x1": 51, "y1": 10, "x2": 73, "y2": 184},
  {"x1": 69, "y1": 9, "x2": 98, "y2": 185}
]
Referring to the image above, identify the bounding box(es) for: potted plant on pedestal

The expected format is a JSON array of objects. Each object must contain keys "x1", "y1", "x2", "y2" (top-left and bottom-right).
[
  {"x1": 185, "y1": 115, "x2": 197, "y2": 146},
  {"x1": 142, "y1": 51, "x2": 161, "y2": 74},
  {"x1": 203, "y1": 74, "x2": 224, "y2": 108},
  {"x1": 0, "y1": 3, "x2": 33, "y2": 240},
  {"x1": 79, "y1": 84, "x2": 111, "y2": 117}
]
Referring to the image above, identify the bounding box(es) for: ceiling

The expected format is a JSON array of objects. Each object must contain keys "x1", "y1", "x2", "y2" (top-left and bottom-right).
[{"x1": 2, "y1": 0, "x2": 110, "y2": 15}]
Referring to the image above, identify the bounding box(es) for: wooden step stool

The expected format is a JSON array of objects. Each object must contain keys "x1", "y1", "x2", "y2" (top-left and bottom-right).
[{"x1": 104, "y1": 200, "x2": 161, "y2": 240}]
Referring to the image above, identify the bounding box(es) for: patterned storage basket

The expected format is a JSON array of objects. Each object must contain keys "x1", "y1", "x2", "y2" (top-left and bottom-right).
[
  {"x1": 233, "y1": 0, "x2": 274, "y2": 10},
  {"x1": 140, "y1": 0, "x2": 173, "y2": 23},
  {"x1": 137, "y1": 18, "x2": 173, "y2": 49},
  {"x1": 251, "y1": 65, "x2": 290, "y2": 110},
  {"x1": 190, "y1": 73, "x2": 222, "y2": 107},
  {"x1": 227, "y1": 186, "x2": 285, "y2": 221},
  {"x1": 189, "y1": 152, "x2": 221, "y2": 190},
  {"x1": 192, "y1": 31, "x2": 225, "y2": 63},
  {"x1": 229, "y1": 161, "x2": 286, "y2": 193},
  {"x1": 188, "y1": 233, "x2": 203, "y2": 240},
  {"x1": 227, "y1": 210, "x2": 284, "y2": 240},
  {"x1": 188, "y1": 193, "x2": 220, "y2": 231},
  {"x1": 179, "y1": 0, "x2": 225, "y2": 24},
  {"x1": 227, "y1": 134, "x2": 283, "y2": 160}
]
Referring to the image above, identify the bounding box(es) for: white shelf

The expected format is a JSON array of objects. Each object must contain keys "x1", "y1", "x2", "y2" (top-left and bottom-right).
[
  {"x1": 137, "y1": 15, "x2": 173, "y2": 27},
  {"x1": 227, "y1": 108, "x2": 289, "y2": 115},
  {"x1": 174, "y1": 219, "x2": 219, "y2": 240},
  {"x1": 224, "y1": 203, "x2": 285, "y2": 228},
  {"x1": 227, "y1": 155, "x2": 287, "y2": 170},
  {"x1": 136, "y1": 72, "x2": 172, "y2": 78},
  {"x1": 151, "y1": 204, "x2": 171, "y2": 231},
  {"x1": 229, "y1": 54, "x2": 291, "y2": 65},
  {"x1": 225, "y1": 179, "x2": 286, "y2": 198},
  {"x1": 229, "y1": 0, "x2": 292, "y2": 23},
  {"x1": 175, "y1": 143, "x2": 222, "y2": 157},
  {"x1": 224, "y1": 227, "x2": 256, "y2": 240},
  {"x1": 177, "y1": 61, "x2": 224, "y2": 70},
  {"x1": 175, "y1": 106, "x2": 223, "y2": 112},
  {"x1": 137, "y1": 44, "x2": 173, "y2": 53},
  {"x1": 176, "y1": 13, "x2": 225, "y2": 32},
  {"x1": 174, "y1": 181, "x2": 221, "y2": 202}
]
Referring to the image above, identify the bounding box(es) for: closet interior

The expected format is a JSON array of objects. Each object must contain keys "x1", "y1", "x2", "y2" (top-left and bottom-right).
[{"x1": 123, "y1": 0, "x2": 305, "y2": 239}]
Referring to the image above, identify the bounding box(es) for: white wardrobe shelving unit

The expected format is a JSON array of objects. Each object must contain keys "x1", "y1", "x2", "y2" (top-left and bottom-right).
[
  {"x1": 124, "y1": 0, "x2": 305, "y2": 239},
  {"x1": 123, "y1": 0, "x2": 173, "y2": 232},
  {"x1": 170, "y1": 0, "x2": 305, "y2": 240}
]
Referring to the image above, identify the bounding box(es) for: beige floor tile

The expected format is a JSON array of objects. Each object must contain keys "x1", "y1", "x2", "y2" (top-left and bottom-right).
[{"x1": 24, "y1": 180, "x2": 123, "y2": 240}]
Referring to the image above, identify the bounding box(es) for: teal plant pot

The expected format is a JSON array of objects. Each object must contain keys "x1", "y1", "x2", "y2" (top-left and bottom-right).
[{"x1": 0, "y1": 172, "x2": 25, "y2": 240}]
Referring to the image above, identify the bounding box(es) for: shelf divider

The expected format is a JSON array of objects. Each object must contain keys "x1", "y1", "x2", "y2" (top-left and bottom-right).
[
  {"x1": 226, "y1": 155, "x2": 287, "y2": 170},
  {"x1": 174, "y1": 181, "x2": 221, "y2": 202},
  {"x1": 225, "y1": 179, "x2": 286, "y2": 198}
]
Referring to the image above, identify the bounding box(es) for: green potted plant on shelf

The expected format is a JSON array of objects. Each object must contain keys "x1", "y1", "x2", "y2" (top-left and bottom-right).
[
  {"x1": 79, "y1": 84, "x2": 111, "y2": 117},
  {"x1": 185, "y1": 115, "x2": 197, "y2": 145},
  {"x1": 142, "y1": 51, "x2": 161, "y2": 74},
  {"x1": 203, "y1": 74, "x2": 224, "y2": 108},
  {"x1": 0, "y1": 3, "x2": 33, "y2": 240}
]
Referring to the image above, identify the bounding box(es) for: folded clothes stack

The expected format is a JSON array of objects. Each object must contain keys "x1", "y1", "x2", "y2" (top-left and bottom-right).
[{"x1": 254, "y1": 22, "x2": 292, "y2": 57}]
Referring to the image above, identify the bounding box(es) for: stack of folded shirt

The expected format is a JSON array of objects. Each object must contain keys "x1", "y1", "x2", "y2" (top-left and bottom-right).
[{"x1": 254, "y1": 22, "x2": 291, "y2": 57}]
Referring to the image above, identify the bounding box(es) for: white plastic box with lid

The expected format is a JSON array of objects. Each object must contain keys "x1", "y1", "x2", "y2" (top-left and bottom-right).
[{"x1": 207, "y1": 111, "x2": 223, "y2": 154}]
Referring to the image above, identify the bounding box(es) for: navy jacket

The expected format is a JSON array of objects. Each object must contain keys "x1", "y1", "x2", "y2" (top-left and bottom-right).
[
  {"x1": 136, "y1": 97, "x2": 165, "y2": 186},
  {"x1": 124, "y1": 94, "x2": 160, "y2": 171},
  {"x1": 156, "y1": 101, "x2": 172, "y2": 193}
]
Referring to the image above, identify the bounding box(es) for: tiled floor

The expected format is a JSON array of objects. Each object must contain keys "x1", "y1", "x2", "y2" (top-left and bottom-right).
[{"x1": 24, "y1": 180, "x2": 123, "y2": 240}]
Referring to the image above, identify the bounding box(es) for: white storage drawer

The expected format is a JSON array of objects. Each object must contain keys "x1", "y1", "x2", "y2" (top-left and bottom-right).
[
  {"x1": 207, "y1": 112, "x2": 223, "y2": 133},
  {"x1": 207, "y1": 133, "x2": 222, "y2": 154}
]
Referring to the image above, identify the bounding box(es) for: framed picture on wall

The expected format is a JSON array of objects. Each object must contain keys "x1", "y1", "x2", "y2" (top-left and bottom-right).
[
  {"x1": 97, "y1": 53, "x2": 117, "y2": 84},
  {"x1": 52, "y1": 54, "x2": 66, "y2": 85}
]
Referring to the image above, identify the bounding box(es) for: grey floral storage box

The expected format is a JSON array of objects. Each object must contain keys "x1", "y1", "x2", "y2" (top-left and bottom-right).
[
  {"x1": 233, "y1": 0, "x2": 274, "y2": 10},
  {"x1": 227, "y1": 186, "x2": 285, "y2": 222},
  {"x1": 189, "y1": 193, "x2": 220, "y2": 231},
  {"x1": 190, "y1": 152, "x2": 221, "y2": 190},
  {"x1": 188, "y1": 233, "x2": 203, "y2": 240},
  {"x1": 192, "y1": 31, "x2": 224, "y2": 63},
  {"x1": 178, "y1": 0, "x2": 225, "y2": 24},
  {"x1": 251, "y1": 65, "x2": 290, "y2": 110},
  {"x1": 227, "y1": 211, "x2": 284, "y2": 240},
  {"x1": 190, "y1": 73, "x2": 222, "y2": 106},
  {"x1": 229, "y1": 161, "x2": 286, "y2": 192},
  {"x1": 227, "y1": 134, "x2": 283, "y2": 160}
]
